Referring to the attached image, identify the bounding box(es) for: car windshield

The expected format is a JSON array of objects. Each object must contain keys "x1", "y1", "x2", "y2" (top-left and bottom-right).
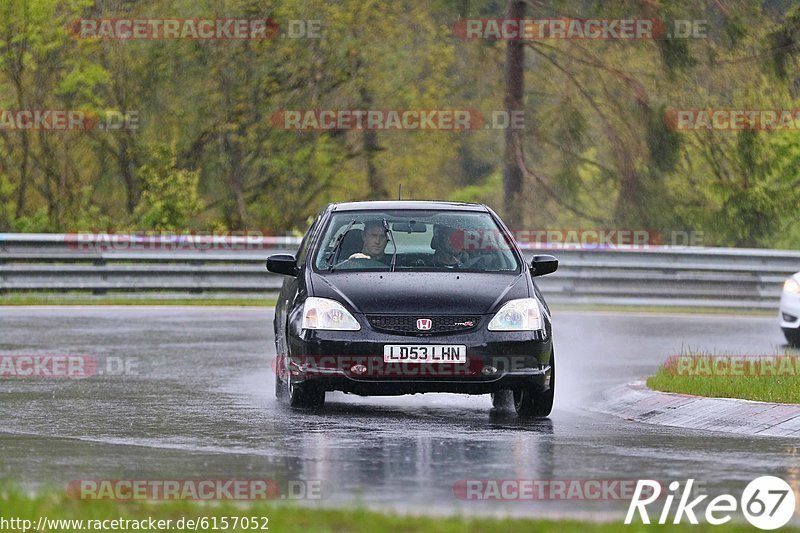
[{"x1": 313, "y1": 210, "x2": 520, "y2": 273}]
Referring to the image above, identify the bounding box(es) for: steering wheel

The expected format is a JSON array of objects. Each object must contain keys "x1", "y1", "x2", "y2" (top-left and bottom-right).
[
  {"x1": 433, "y1": 258, "x2": 463, "y2": 269},
  {"x1": 334, "y1": 257, "x2": 388, "y2": 269},
  {"x1": 464, "y1": 253, "x2": 499, "y2": 270}
]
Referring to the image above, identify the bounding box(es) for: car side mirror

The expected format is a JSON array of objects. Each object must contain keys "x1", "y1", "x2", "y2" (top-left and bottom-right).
[
  {"x1": 266, "y1": 254, "x2": 298, "y2": 277},
  {"x1": 530, "y1": 254, "x2": 558, "y2": 277}
]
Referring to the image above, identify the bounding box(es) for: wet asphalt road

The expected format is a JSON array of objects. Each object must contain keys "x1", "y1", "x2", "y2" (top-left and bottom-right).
[{"x1": 1, "y1": 306, "x2": 799, "y2": 520}]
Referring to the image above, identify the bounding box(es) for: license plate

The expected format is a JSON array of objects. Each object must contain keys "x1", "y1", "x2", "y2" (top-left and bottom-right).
[{"x1": 383, "y1": 345, "x2": 466, "y2": 363}]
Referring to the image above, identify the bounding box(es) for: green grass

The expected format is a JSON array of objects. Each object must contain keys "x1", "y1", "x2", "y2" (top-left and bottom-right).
[
  {"x1": 0, "y1": 295, "x2": 773, "y2": 316},
  {"x1": 0, "y1": 294, "x2": 276, "y2": 307},
  {"x1": 647, "y1": 353, "x2": 800, "y2": 404},
  {"x1": 549, "y1": 303, "x2": 775, "y2": 316},
  {"x1": 1, "y1": 487, "x2": 795, "y2": 532}
]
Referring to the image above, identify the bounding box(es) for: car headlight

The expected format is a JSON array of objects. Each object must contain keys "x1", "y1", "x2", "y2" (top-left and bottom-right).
[
  {"x1": 301, "y1": 297, "x2": 361, "y2": 331},
  {"x1": 488, "y1": 298, "x2": 544, "y2": 331},
  {"x1": 785, "y1": 278, "x2": 800, "y2": 295}
]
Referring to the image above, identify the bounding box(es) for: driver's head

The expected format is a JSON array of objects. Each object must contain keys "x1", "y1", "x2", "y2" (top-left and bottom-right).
[
  {"x1": 433, "y1": 225, "x2": 462, "y2": 254},
  {"x1": 361, "y1": 220, "x2": 388, "y2": 257}
]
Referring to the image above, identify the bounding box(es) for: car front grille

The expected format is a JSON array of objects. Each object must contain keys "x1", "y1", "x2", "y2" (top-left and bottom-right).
[{"x1": 367, "y1": 315, "x2": 481, "y2": 335}]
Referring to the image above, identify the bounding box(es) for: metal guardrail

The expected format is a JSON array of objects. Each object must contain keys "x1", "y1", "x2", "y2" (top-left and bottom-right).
[{"x1": 0, "y1": 233, "x2": 798, "y2": 308}]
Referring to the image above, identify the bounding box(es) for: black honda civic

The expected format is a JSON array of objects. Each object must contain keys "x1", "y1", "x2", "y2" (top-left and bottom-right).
[{"x1": 267, "y1": 201, "x2": 558, "y2": 417}]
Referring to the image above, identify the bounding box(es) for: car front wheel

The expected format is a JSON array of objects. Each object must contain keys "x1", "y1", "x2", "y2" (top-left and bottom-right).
[
  {"x1": 784, "y1": 328, "x2": 800, "y2": 348},
  {"x1": 281, "y1": 357, "x2": 325, "y2": 409},
  {"x1": 289, "y1": 381, "x2": 325, "y2": 409},
  {"x1": 491, "y1": 389, "x2": 514, "y2": 410},
  {"x1": 513, "y1": 351, "x2": 555, "y2": 418}
]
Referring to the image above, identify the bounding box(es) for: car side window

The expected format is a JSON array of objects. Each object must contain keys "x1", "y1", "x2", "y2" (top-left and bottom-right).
[{"x1": 295, "y1": 217, "x2": 319, "y2": 265}]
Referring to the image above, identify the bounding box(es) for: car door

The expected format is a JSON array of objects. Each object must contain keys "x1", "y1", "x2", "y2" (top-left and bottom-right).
[{"x1": 274, "y1": 215, "x2": 320, "y2": 355}]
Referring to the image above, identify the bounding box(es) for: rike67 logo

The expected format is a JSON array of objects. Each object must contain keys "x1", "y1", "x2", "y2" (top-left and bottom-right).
[{"x1": 626, "y1": 477, "x2": 796, "y2": 530}]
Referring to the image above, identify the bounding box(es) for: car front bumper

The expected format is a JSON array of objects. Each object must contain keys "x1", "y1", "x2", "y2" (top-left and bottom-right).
[
  {"x1": 780, "y1": 289, "x2": 800, "y2": 331},
  {"x1": 284, "y1": 327, "x2": 553, "y2": 396}
]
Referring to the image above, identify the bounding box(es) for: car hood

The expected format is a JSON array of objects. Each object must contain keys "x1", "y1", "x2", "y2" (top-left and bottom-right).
[{"x1": 309, "y1": 271, "x2": 530, "y2": 315}]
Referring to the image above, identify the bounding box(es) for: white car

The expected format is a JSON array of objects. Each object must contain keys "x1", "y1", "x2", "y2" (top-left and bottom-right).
[{"x1": 780, "y1": 273, "x2": 800, "y2": 347}]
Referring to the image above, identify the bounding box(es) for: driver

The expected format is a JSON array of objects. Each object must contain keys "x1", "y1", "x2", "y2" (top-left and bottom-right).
[
  {"x1": 431, "y1": 225, "x2": 468, "y2": 268},
  {"x1": 348, "y1": 220, "x2": 390, "y2": 263}
]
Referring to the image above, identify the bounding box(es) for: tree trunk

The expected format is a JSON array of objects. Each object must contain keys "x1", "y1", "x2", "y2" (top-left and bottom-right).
[
  {"x1": 359, "y1": 87, "x2": 384, "y2": 199},
  {"x1": 11, "y1": 69, "x2": 29, "y2": 219},
  {"x1": 503, "y1": 0, "x2": 525, "y2": 227}
]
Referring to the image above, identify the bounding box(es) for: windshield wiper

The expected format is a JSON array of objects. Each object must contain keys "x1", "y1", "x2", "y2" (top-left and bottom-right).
[
  {"x1": 326, "y1": 220, "x2": 356, "y2": 271},
  {"x1": 382, "y1": 218, "x2": 398, "y2": 272}
]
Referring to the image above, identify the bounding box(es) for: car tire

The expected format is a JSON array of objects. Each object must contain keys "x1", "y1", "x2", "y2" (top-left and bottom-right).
[
  {"x1": 280, "y1": 356, "x2": 325, "y2": 408},
  {"x1": 491, "y1": 389, "x2": 514, "y2": 409},
  {"x1": 274, "y1": 345, "x2": 287, "y2": 399},
  {"x1": 287, "y1": 380, "x2": 325, "y2": 408},
  {"x1": 784, "y1": 328, "x2": 800, "y2": 348},
  {"x1": 275, "y1": 363, "x2": 286, "y2": 399},
  {"x1": 296, "y1": 386, "x2": 325, "y2": 409},
  {"x1": 513, "y1": 351, "x2": 555, "y2": 418}
]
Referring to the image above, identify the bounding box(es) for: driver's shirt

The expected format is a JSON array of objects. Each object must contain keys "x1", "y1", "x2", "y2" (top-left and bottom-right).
[
  {"x1": 432, "y1": 251, "x2": 466, "y2": 268},
  {"x1": 370, "y1": 253, "x2": 391, "y2": 265}
]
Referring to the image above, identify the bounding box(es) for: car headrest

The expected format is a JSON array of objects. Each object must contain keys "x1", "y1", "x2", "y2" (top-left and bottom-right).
[
  {"x1": 430, "y1": 231, "x2": 442, "y2": 251},
  {"x1": 431, "y1": 226, "x2": 456, "y2": 252},
  {"x1": 340, "y1": 228, "x2": 364, "y2": 258}
]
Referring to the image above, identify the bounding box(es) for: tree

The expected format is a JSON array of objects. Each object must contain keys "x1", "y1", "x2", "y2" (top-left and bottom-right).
[{"x1": 503, "y1": 0, "x2": 525, "y2": 228}]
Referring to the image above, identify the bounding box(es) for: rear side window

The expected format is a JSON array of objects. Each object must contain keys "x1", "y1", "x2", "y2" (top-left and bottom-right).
[{"x1": 295, "y1": 215, "x2": 320, "y2": 265}]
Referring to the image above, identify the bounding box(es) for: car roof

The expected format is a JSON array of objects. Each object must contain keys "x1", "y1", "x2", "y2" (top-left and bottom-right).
[{"x1": 329, "y1": 200, "x2": 488, "y2": 212}]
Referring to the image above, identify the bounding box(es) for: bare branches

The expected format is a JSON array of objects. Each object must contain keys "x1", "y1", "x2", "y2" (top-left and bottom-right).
[{"x1": 513, "y1": 132, "x2": 608, "y2": 225}]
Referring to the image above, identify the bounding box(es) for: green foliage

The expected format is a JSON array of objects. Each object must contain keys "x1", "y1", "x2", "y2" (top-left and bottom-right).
[
  {"x1": 11, "y1": 207, "x2": 50, "y2": 232},
  {"x1": 656, "y1": 37, "x2": 696, "y2": 74},
  {"x1": 133, "y1": 145, "x2": 202, "y2": 230},
  {"x1": 646, "y1": 106, "x2": 681, "y2": 173},
  {"x1": 766, "y1": 4, "x2": 800, "y2": 79},
  {"x1": 0, "y1": 0, "x2": 797, "y2": 252},
  {"x1": 449, "y1": 172, "x2": 502, "y2": 207}
]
